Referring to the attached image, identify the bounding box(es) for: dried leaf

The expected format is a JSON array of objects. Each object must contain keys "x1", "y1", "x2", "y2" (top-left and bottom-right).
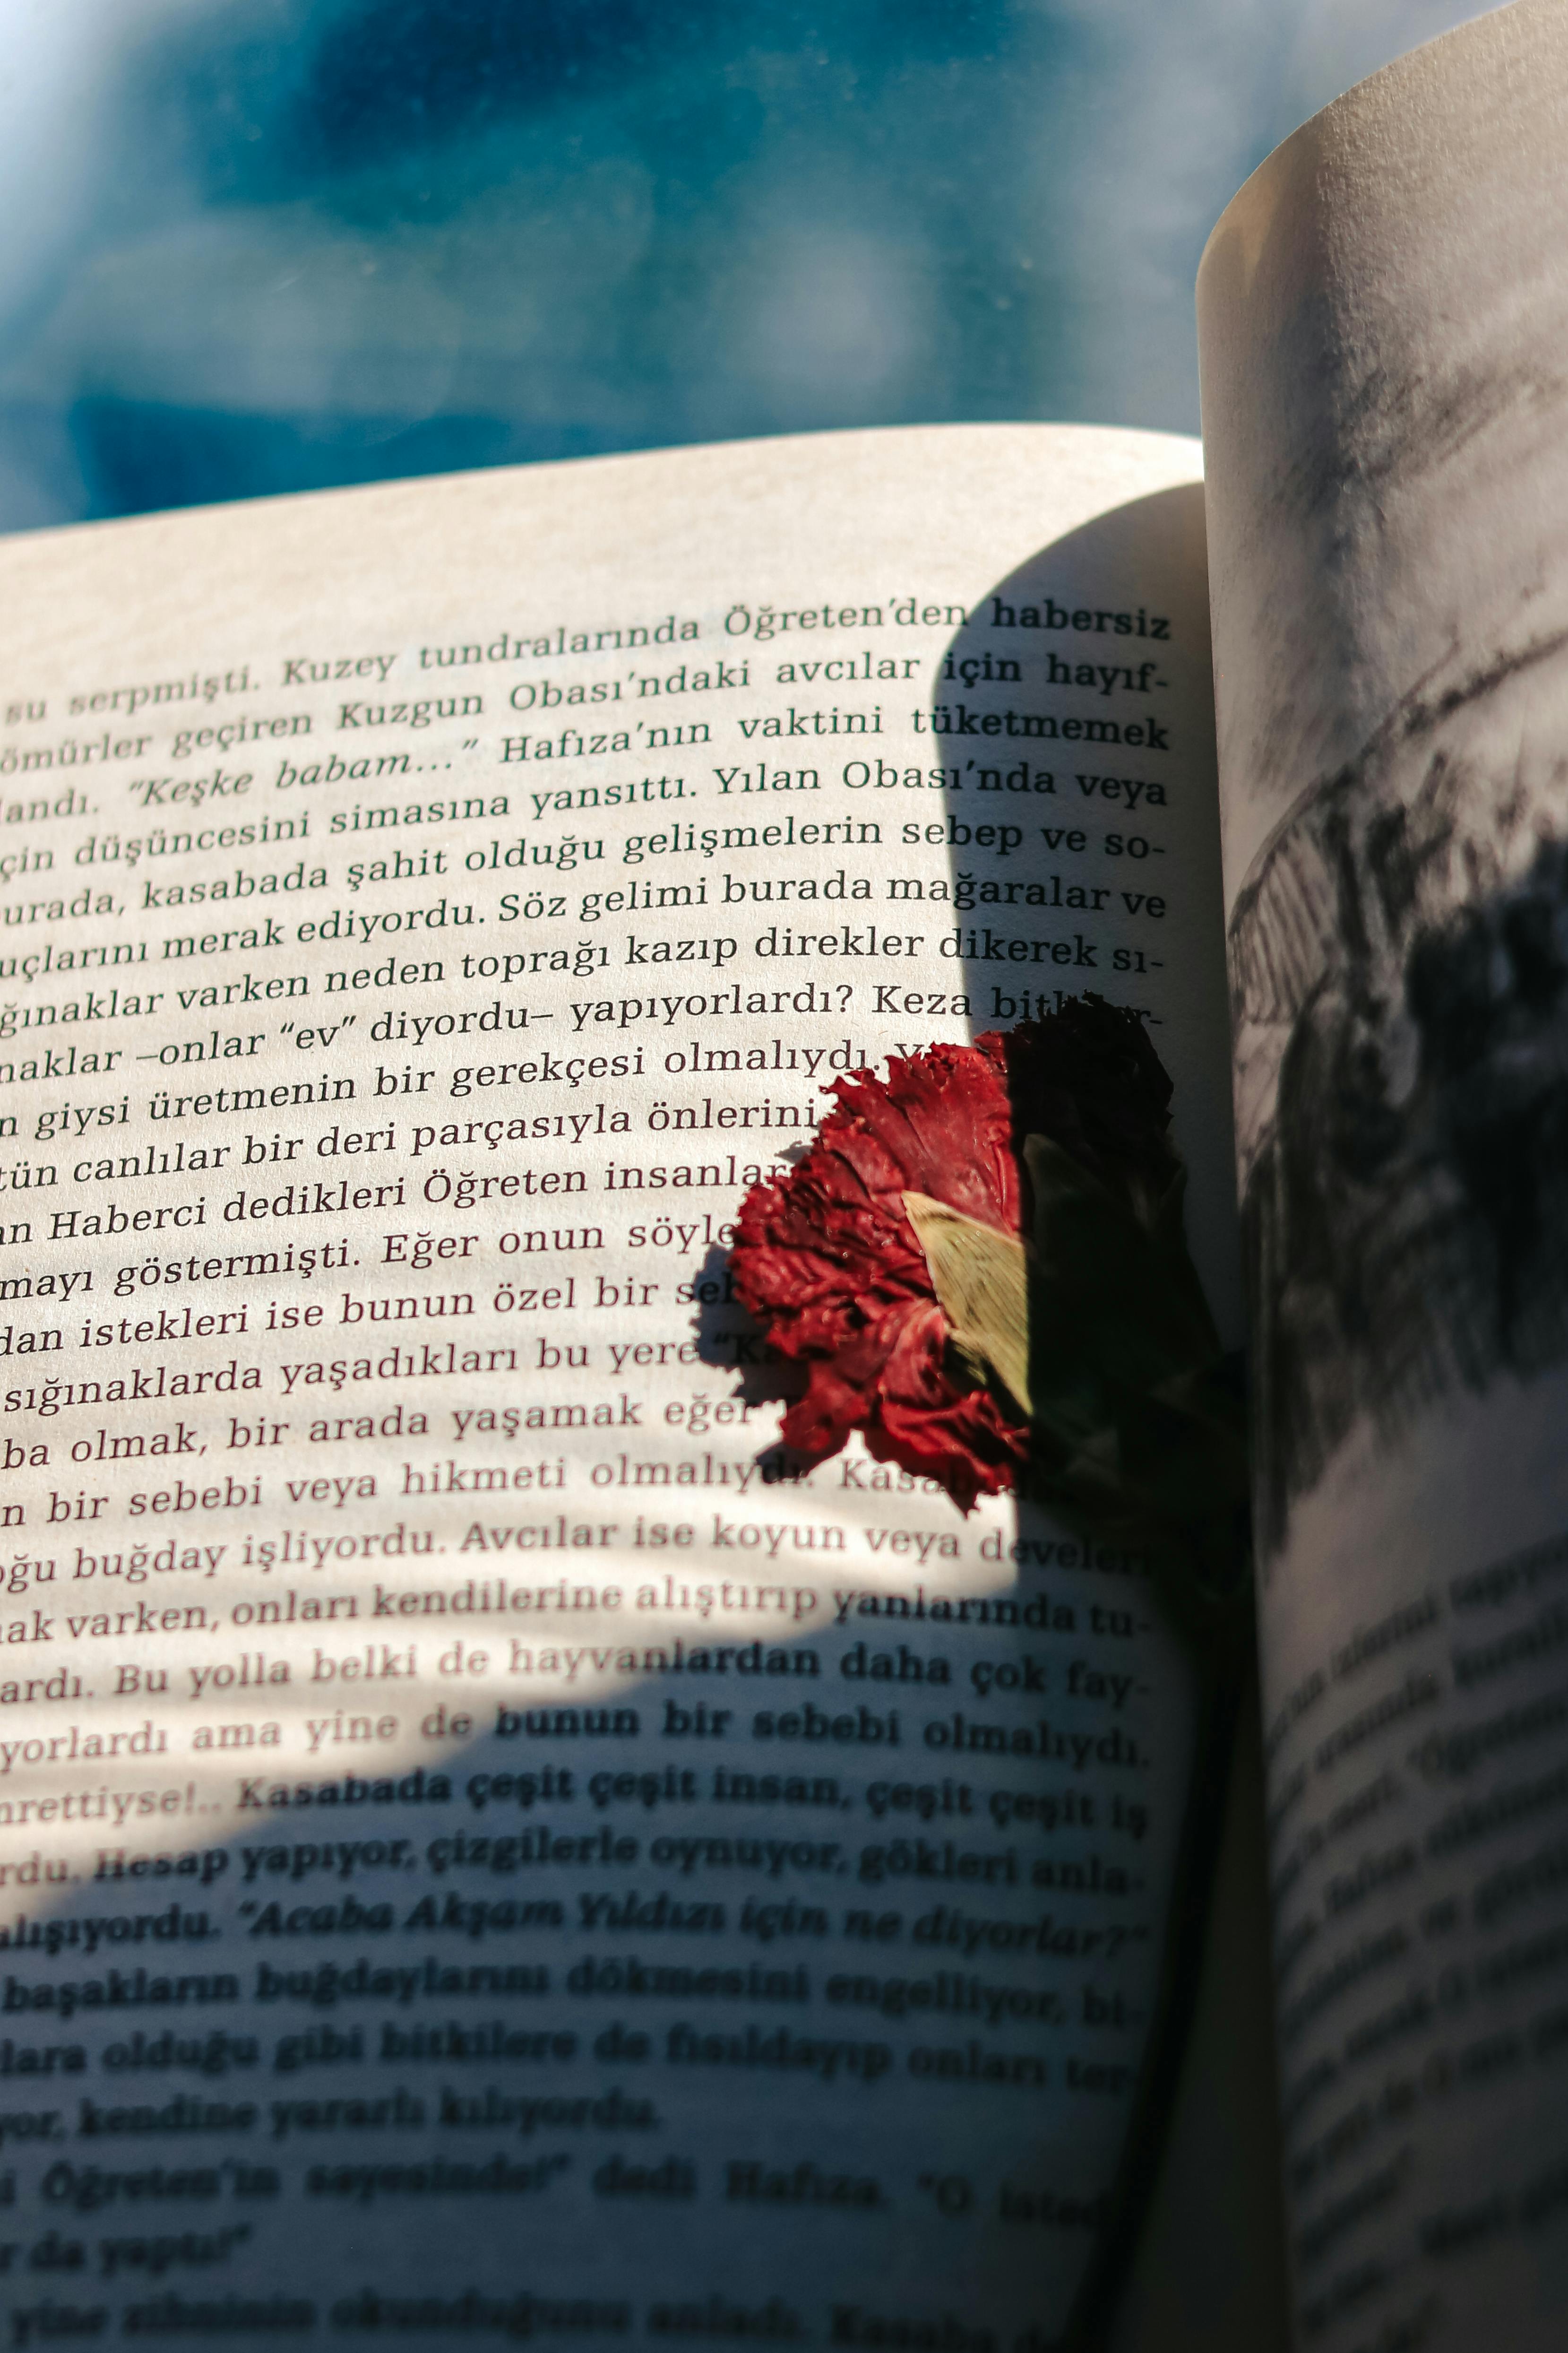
[{"x1": 902, "y1": 1190, "x2": 1034, "y2": 1417}]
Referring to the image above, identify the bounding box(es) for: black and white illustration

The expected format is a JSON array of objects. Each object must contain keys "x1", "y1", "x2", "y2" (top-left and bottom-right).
[
  {"x1": 1228, "y1": 632, "x2": 1568, "y2": 1549},
  {"x1": 1199, "y1": 0, "x2": 1568, "y2": 1557}
]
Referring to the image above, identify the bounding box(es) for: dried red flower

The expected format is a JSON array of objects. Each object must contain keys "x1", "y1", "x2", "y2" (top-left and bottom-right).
[{"x1": 730, "y1": 1001, "x2": 1180, "y2": 1511}]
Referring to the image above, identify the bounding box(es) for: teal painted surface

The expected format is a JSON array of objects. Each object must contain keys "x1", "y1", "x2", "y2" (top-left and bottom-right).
[{"x1": 0, "y1": 0, "x2": 1494, "y2": 526}]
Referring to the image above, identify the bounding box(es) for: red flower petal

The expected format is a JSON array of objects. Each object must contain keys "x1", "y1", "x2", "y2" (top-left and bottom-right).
[{"x1": 730, "y1": 1002, "x2": 1178, "y2": 1512}]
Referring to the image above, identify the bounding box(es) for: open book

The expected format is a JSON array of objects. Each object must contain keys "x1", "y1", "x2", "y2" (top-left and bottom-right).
[{"x1": 2, "y1": 4, "x2": 1567, "y2": 2344}]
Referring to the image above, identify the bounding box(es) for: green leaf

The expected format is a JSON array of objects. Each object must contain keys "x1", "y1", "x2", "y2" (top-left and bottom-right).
[
  {"x1": 902, "y1": 1191, "x2": 1033, "y2": 1416},
  {"x1": 904, "y1": 1146, "x2": 1252, "y2": 1637}
]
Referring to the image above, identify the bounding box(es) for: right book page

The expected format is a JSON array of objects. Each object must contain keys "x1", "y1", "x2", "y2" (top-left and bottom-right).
[{"x1": 1198, "y1": 2, "x2": 1568, "y2": 2345}]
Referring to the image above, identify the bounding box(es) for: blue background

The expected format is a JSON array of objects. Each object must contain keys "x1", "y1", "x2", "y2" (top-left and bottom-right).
[{"x1": 0, "y1": 0, "x2": 1494, "y2": 528}]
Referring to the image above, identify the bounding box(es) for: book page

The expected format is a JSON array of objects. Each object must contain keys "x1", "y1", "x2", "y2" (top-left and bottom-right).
[
  {"x1": 0, "y1": 424, "x2": 1236, "y2": 2340},
  {"x1": 1198, "y1": 6, "x2": 1568, "y2": 2345}
]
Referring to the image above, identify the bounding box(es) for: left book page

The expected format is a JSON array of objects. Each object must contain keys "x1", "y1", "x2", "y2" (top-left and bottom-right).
[{"x1": 0, "y1": 425, "x2": 1232, "y2": 2341}]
